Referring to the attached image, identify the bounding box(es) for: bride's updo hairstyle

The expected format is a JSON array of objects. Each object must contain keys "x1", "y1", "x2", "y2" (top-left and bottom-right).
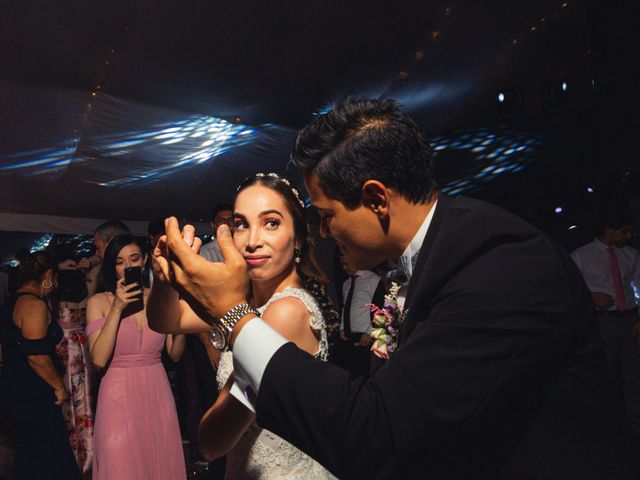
[{"x1": 236, "y1": 173, "x2": 340, "y2": 331}]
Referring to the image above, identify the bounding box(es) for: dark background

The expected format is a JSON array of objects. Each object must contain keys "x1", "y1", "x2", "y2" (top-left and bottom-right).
[{"x1": 1, "y1": 0, "x2": 638, "y2": 260}]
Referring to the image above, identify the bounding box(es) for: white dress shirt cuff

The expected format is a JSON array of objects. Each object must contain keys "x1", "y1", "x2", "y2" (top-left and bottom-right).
[{"x1": 230, "y1": 317, "x2": 288, "y2": 412}]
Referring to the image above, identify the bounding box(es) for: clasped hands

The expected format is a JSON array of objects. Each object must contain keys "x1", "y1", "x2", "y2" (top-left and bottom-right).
[{"x1": 153, "y1": 217, "x2": 250, "y2": 322}]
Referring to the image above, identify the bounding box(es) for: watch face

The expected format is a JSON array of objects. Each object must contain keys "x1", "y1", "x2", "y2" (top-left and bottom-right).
[{"x1": 209, "y1": 325, "x2": 227, "y2": 350}]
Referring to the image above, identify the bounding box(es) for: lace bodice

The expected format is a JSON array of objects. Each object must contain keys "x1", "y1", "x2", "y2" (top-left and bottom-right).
[{"x1": 216, "y1": 287, "x2": 335, "y2": 480}]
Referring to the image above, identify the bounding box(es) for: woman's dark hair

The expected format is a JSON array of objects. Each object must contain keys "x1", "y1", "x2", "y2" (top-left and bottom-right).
[
  {"x1": 17, "y1": 250, "x2": 57, "y2": 287},
  {"x1": 102, "y1": 234, "x2": 144, "y2": 293},
  {"x1": 56, "y1": 270, "x2": 88, "y2": 303},
  {"x1": 291, "y1": 98, "x2": 436, "y2": 209}
]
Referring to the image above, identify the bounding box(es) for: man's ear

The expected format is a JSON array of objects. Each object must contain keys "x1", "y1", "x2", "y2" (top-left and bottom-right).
[{"x1": 361, "y1": 180, "x2": 389, "y2": 217}]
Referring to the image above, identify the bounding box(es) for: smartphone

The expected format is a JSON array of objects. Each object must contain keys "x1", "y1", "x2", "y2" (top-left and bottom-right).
[{"x1": 124, "y1": 266, "x2": 144, "y2": 302}]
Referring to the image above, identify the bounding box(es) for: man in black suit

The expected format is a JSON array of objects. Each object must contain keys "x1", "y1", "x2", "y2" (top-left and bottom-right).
[{"x1": 157, "y1": 99, "x2": 622, "y2": 479}]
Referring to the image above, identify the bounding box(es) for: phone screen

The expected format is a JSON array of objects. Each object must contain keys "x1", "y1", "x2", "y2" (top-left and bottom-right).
[{"x1": 124, "y1": 266, "x2": 144, "y2": 302}]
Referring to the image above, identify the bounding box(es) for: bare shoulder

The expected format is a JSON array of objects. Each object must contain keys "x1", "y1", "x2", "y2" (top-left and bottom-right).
[
  {"x1": 87, "y1": 292, "x2": 111, "y2": 322},
  {"x1": 15, "y1": 296, "x2": 49, "y2": 338},
  {"x1": 261, "y1": 296, "x2": 311, "y2": 335},
  {"x1": 15, "y1": 294, "x2": 47, "y2": 313},
  {"x1": 15, "y1": 295, "x2": 48, "y2": 323}
]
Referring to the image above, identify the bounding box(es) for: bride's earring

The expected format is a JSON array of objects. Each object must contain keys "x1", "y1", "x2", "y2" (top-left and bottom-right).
[{"x1": 294, "y1": 248, "x2": 301, "y2": 264}]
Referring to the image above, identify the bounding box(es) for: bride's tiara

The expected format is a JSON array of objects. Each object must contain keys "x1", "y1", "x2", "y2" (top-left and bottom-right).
[{"x1": 240, "y1": 172, "x2": 306, "y2": 209}]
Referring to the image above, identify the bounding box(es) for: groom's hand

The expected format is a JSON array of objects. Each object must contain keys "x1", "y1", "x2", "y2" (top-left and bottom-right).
[{"x1": 164, "y1": 216, "x2": 249, "y2": 319}]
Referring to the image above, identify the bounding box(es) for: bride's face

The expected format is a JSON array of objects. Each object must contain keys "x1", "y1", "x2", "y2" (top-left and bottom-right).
[{"x1": 233, "y1": 184, "x2": 297, "y2": 283}]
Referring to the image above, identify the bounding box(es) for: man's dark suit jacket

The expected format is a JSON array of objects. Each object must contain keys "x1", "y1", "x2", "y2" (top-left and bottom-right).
[{"x1": 256, "y1": 195, "x2": 620, "y2": 479}]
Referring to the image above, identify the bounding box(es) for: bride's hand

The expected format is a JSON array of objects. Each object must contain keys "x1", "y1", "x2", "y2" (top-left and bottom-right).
[
  {"x1": 152, "y1": 236, "x2": 171, "y2": 284},
  {"x1": 153, "y1": 225, "x2": 203, "y2": 285}
]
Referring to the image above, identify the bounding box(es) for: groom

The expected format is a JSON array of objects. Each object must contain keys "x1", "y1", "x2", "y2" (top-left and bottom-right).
[{"x1": 160, "y1": 99, "x2": 621, "y2": 479}]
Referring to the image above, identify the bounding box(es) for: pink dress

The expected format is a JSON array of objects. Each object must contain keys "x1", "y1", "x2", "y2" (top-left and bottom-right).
[{"x1": 87, "y1": 313, "x2": 186, "y2": 479}]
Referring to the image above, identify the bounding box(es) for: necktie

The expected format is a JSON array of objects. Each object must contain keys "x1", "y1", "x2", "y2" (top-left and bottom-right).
[
  {"x1": 388, "y1": 249, "x2": 421, "y2": 286},
  {"x1": 343, "y1": 275, "x2": 357, "y2": 336},
  {"x1": 607, "y1": 246, "x2": 626, "y2": 312}
]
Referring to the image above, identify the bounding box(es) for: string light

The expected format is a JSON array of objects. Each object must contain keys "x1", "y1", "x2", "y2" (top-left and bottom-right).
[
  {"x1": 504, "y1": 1, "x2": 572, "y2": 51},
  {"x1": 381, "y1": 5, "x2": 452, "y2": 96}
]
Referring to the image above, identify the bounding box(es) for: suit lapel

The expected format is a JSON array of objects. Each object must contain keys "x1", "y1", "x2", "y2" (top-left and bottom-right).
[{"x1": 400, "y1": 194, "x2": 454, "y2": 342}]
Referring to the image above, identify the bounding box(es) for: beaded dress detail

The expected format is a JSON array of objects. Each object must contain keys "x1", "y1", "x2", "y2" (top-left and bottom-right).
[{"x1": 216, "y1": 288, "x2": 334, "y2": 479}]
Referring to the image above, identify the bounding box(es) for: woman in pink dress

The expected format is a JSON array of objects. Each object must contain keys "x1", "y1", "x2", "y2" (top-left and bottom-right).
[{"x1": 86, "y1": 234, "x2": 186, "y2": 479}]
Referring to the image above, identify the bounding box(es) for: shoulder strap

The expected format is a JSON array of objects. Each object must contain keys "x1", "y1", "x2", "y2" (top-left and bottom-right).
[
  {"x1": 15, "y1": 292, "x2": 54, "y2": 320},
  {"x1": 15, "y1": 291, "x2": 42, "y2": 300}
]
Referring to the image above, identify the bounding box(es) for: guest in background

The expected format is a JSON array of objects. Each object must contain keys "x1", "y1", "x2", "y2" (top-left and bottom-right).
[
  {"x1": 86, "y1": 234, "x2": 186, "y2": 479},
  {"x1": 0, "y1": 251, "x2": 81, "y2": 479},
  {"x1": 148, "y1": 217, "x2": 166, "y2": 252},
  {"x1": 79, "y1": 220, "x2": 131, "y2": 297},
  {"x1": 0, "y1": 259, "x2": 8, "y2": 307},
  {"x1": 185, "y1": 209, "x2": 228, "y2": 478},
  {"x1": 55, "y1": 255, "x2": 95, "y2": 474},
  {"x1": 199, "y1": 204, "x2": 233, "y2": 263},
  {"x1": 7, "y1": 248, "x2": 29, "y2": 297},
  {"x1": 571, "y1": 204, "x2": 640, "y2": 434},
  {"x1": 333, "y1": 253, "x2": 383, "y2": 379}
]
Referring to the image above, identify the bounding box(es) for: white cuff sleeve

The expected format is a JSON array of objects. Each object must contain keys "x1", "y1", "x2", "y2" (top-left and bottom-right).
[{"x1": 229, "y1": 317, "x2": 288, "y2": 412}]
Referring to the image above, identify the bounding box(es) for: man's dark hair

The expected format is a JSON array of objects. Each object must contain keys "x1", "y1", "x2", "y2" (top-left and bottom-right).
[
  {"x1": 94, "y1": 219, "x2": 131, "y2": 243},
  {"x1": 595, "y1": 202, "x2": 633, "y2": 236},
  {"x1": 290, "y1": 98, "x2": 436, "y2": 209},
  {"x1": 211, "y1": 203, "x2": 233, "y2": 221},
  {"x1": 147, "y1": 217, "x2": 165, "y2": 237}
]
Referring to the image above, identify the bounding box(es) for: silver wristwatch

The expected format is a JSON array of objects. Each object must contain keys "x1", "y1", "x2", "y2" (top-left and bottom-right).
[{"x1": 209, "y1": 303, "x2": 260, "y2": 351}]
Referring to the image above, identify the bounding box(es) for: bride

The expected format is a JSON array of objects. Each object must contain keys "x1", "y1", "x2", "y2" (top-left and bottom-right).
[{"x1": 148, "y1": 173, "x2": 338, "y2": 479}]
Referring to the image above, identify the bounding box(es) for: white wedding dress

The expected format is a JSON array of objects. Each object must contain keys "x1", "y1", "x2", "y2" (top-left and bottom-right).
[{"x1": 216, "y1": 288, "x2": 336, "y2": 480}]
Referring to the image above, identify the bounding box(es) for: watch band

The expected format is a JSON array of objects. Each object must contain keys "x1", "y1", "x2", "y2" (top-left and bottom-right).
[{"x1": 209, "y1": 303, "x2": 260, "y2": 350}]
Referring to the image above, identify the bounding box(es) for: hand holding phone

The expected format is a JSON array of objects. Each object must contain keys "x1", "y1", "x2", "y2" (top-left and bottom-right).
[{"x1": 124, "y1": 266, "x2": 144, "y2": 303}]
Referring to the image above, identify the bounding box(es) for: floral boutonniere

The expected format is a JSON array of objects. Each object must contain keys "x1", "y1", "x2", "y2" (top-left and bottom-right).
[{"x1": 369, "y1": 282, "x2": 406, "y2": 360}]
